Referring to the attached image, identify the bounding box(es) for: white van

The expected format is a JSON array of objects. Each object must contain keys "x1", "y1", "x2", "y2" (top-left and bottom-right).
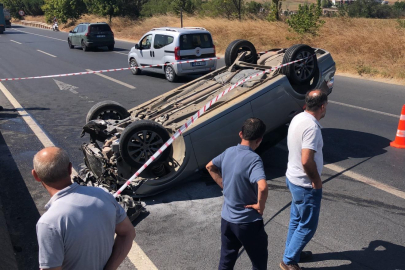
[{"x1": 127, "y1": 27, "x2": 217, "y2": 82}]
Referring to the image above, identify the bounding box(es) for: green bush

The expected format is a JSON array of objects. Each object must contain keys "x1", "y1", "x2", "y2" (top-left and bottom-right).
[
  {"x1": 42, "y1": 0, "x2": 86, "y2": 23},
  {"x1": 286, "y1": 0, "x2": 324, "y2": 36}
]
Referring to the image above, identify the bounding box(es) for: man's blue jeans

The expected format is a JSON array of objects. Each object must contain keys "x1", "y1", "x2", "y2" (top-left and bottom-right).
[{"x1": 283, "y1": 178, "x2": 322, "y2": 265}]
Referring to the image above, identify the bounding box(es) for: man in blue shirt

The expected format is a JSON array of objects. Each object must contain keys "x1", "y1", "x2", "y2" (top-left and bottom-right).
[{"x1": 206, "y1": 118, "x2": 269, "y2": 270}]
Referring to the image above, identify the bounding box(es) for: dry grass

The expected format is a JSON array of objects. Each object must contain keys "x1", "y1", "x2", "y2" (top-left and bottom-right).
[{"x1": 21, "y1": 15, "x2": 405, "y2": 82}]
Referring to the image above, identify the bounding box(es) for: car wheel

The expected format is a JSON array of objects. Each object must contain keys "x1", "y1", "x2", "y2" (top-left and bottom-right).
[
  {"x1": 108, "y1": 45, "x2": 114, "y2": 51},
  {"x1": 130, "y1": 58, "x2": 141, "y2": 75},
  {"x1": 86, "y1": 100, "x2": 130, "y2": 123},
  {"x1": 281, "y1": 44, "x2": 318, "y2": 85},
  {"x1": 81, "y1": 40, "x2": 89, "y2": 52},
  {"x1": 165, "y1": 65, "x2": 178, "y2": 82},
  {"x1": 119, "y1": 120, "x2": 172, "y2": 167},
  {"x1": 68, "y1": 39, "x2": 74, "y2": 49},
  {"x1": 225, "y1": 39, "x2": 257, "y2": 67}
]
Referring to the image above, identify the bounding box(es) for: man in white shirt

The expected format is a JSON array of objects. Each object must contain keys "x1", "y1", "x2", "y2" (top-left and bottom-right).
[{"x1": 280, "y1": 90, "x2": 328, "y2": 270}]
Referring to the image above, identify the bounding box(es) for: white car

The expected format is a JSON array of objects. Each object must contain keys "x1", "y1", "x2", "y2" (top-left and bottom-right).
[{"x1": 127, "y1": 27, "x2": 217, "y2": 82}]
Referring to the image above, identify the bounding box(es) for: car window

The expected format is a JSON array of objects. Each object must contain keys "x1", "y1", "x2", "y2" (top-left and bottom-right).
[
  {"x1": 90, "y1": 24, "x2": 111, "y2": 32},
  {"x1": 140, "y1": 34, "x2": 153, "y2": 50},
  {"x1": 73, "y1": 26, "x2": 79, "y2": 33},
  {"x1": 77, "y1": 25, "x2": 84, "y2": 33},
  {"x1": 154, "y1": 34, "x2": 174, "y2": 49},
  {"x1": 180, "y1": 34, "x2": 213, "y2": 50}
]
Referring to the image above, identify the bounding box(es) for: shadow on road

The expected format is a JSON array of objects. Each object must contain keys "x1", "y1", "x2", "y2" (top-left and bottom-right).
[
  {"x1": 304, "y1": 240, "x2": 405, "y2": 270},
  {"x1": 0, "y1": 131, "x2": 40, "y2": 270},
  {"x1": 0, "y1": 107, "x2": 50, "y2": 120}
]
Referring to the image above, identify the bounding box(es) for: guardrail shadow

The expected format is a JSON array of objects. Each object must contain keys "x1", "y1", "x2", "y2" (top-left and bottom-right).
[{"x1": 304, "y1": 240, "x2": 405, "y2": 270}]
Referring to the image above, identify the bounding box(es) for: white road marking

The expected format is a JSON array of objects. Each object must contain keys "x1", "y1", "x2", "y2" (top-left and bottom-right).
[
  {"x1": 37, "y1": 50, "x2": 57, "y2": 58},
  {"x1": 11, "y1": 28, "x2": 65, "y2": 42},
  {"x1": 0, "y1": 82, "x2": 155, "y2": 270},
  {"x1": 54, "y1": 79, "x2": 79, "y2": 94},
  {"x1": 114, "y1": 51, "x2": 128, "y2": 55},
  {"x1": 86, "y1": 69, "x2": 136, "y2": 89},
  {"x1": 329, "y1": 100, "x2": 399, "y2": 118},
  {"x1": 0, "y1": 82, "x2": 76, "y2": 175},
  {"x1": 127, "y1": 241, "x2": 158, "y2": 270},
  {"x1": 275, "y1": 144, "x2": 405, "y2": 200},
  {"x1": 325, "y1": 163, "x2": 405, "y2": 200},
  {"x1": 10, "y1": 40, "x2": 22, "y2": 44}
]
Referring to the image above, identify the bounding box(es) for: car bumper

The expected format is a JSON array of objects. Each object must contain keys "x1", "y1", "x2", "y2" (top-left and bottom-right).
[
  {"x1": 174, "y1": 60, "x2": 217, "y2": 76},
  {"x1": 85, "y1": 41, "x2": 115, "y2": 47}
]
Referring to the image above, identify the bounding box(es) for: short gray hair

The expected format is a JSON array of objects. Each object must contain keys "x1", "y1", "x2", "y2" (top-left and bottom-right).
[{"x1": 33, "y1": 148, "x2": 70, "y2": 184}]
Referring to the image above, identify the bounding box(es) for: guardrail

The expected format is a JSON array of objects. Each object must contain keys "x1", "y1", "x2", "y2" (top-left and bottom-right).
[{"x1": 18, "y1": 20, "x2": 52, "y2": 30}]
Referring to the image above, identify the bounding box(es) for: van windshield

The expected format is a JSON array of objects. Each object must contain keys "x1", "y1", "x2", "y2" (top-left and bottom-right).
[{"x1": 180, "y1": 34, "x2": 213, "y2": 50}]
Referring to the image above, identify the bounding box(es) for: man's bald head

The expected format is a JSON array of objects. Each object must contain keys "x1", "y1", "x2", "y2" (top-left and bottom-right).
[
  {"x1": 33, "y1": 147, "x2": 71, "y2": 185},
  {"x1": 305, "y1": 90, "x2": 328, "y2": 112}
]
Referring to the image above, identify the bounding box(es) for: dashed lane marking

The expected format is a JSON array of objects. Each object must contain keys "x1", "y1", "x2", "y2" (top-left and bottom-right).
[
  {"x1": 329, "y1": 100, "x2": 399, "y2": 118},
  {"x1": 114, "y1": 51, "x2": 128, "y2": 55},
  {"x1": 10, "y1": 40, "x2": 22, "y2": 44},
  {"x1": 11, "y1": 28, "x2": 66, "y2": 42},
  {"x1": 85, "y1": 69, "x2": 136, "y2": 89},
  {"x1": 0, "y1": 82, "x2": 156, "y2": 269},
  {"x1": 37, "y1": 50, "x2": 57, "y2": 58}
]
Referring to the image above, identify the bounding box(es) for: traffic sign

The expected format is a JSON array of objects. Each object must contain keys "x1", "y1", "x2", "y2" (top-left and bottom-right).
[{"x1": 18, "y1": 10, "x2": 25, "y2": 16}]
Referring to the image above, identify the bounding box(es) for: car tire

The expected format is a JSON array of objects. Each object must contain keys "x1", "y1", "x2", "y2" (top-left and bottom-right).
[
  {"x1": 165, "y1": 65, "x2": 178, "y2": 82},
  {"x1": 130, "y1": 58, "x2": 141, "y2": 75},
  {"x1": 119, "y1": 120, "x2": 172, "y2": 167},
  {"x1": 81, "y1": 40, "x2": 89, "y2": 52},
  {"x1": 225, "y1": 39, "x2": 257, "y2": 67},
  {"x1": 108, "y1": 45, "x2": 114, "y2": 51},
  {"x1": 281, "y1": 44, "x2": 318, "y2": 85},
  {"x1": 68, "y1": 38, "x2": 74, "y2": 49},
  {"x1": 86, "y1": 100, "x2": 130, "y2": 123}
]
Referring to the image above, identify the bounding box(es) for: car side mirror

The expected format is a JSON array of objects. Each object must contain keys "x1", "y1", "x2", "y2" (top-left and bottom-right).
[
  {"x1": 69, "y1": 30, "x2": 73, "y2": 33},
  {"x1": 135, "y1": 44, "x2": 139, "y2": 50}
]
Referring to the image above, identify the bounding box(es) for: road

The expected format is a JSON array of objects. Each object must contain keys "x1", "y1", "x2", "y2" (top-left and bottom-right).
[{"x1": 0, "y1": 25, "x2": 404, "y2": 270}]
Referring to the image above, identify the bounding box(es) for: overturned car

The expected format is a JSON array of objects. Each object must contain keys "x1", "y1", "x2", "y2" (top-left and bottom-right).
[{"x1": 74, "y1": 40, "x2": 336, "y2": 220}]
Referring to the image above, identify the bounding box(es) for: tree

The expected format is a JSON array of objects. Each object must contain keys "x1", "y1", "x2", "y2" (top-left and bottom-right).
[
  {"x1": 321, "y1": 0, "x2": 332, "y2": 8},
  {"x1": 84, "y1": 0, "x2": 120, "y2": 23},
  {"x1": 42, "y1": 0, "x2": 86, "y2": 23},
  {"x1": 231, "y1": 0, "x2": 243, "y2": 20},
  {"x1": 286, "y1": 0, "x2": 325, "y2": 36}
]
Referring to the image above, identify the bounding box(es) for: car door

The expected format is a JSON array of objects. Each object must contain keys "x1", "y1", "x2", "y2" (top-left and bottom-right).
[
  {"x1": 250, "y1": 80, "x2": 303, "y2": 133},
  {"x1": 71, "y1": 26, "x2": 79, "y2": 45},
  {"x1": 189, "y1": 102, "x2": 254, "y2": 169},
  {"x1": 137, "y1": 34, "x2": 155, "y2": 70},
  {"x1": 153, "y1": 34, "x2": 174, "y2": 74}
]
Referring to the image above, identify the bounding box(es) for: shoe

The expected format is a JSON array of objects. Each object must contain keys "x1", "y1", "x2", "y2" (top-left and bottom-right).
[
  {"x1": 299, "y1": 251, "x2": 313, "y2": 262},
  {"x1": 280, "y1": 261, "x2": 302, "y2": 270}
]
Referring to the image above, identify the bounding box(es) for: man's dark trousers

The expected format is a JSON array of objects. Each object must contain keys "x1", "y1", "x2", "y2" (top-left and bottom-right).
[{"x1": 219, "y1": 218, "x2": 268, "y2": 270}]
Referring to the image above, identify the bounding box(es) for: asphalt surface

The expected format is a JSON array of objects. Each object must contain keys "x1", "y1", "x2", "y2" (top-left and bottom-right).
[{"x1": 0, "y1": 25, "x2": 404, "y2": 270}]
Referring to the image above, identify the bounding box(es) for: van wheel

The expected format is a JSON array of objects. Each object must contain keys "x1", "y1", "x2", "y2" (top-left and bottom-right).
[
  {"x1": 225, "y1": 39, "x2": 257, "y2": 67},
  {"x1": 281, "y1": 44, "x2": 317, "y2": 84},
  {"x1": 119, "y1": 120, "x2": 172, "y2": 167},
  {"x1": 130, "y1": 59, "x2": 141, "y2": 75},
  {"x1": 86, "y1": 101, "x2": 130, "y2": 123},
  {"x1": 165, "y1": 65, "x2": 178, "y2": 82},
  {"x1": 81, "y1": 40, "x2": 89, "y2": 52}
]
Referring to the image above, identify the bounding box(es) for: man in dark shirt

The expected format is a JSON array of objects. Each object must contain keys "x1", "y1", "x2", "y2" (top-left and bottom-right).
[{"x1": 206, "y1": 118, "x2": 269, "y2": 270}]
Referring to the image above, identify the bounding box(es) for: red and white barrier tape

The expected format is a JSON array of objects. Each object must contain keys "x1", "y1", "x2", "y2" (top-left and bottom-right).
[
  {"x1": 113, "y1": 54, "x2": 314, "y2": 197},
  {"x1": 0, "y1": 57, "x2": 220, "y2": 82}
]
